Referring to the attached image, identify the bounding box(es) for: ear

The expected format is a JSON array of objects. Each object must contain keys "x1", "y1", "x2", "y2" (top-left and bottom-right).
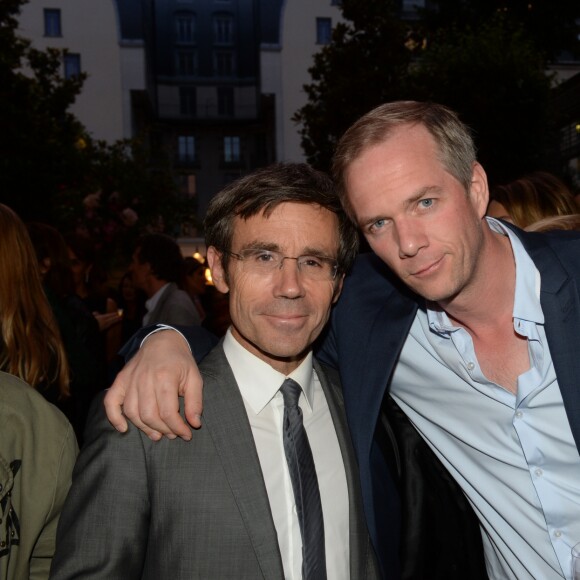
[
  {"x1": 470, "y1": 162, "x2": 490, "y2": 219},
  {"x1": 332, "y1": 273, "x2": 345, "y2": 304},
  {"x1": 207, "y1": 247, "x2": 230, "y2": 293}
]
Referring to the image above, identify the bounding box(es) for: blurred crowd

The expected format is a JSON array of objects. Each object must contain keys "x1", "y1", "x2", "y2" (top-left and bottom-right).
[
  {"x1": 1, "y1": 170, "x2": 579, "y2": 444},
  {"x1": 0, "y1": 205, "x2": 231, "y2": 445}
]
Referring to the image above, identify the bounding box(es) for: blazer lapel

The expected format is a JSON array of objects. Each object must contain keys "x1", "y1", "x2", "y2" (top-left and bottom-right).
[
  {"x1": 527, "y1": 241, "x2": 580, "y2": 451},
  {"x1": 315, "y1": 359, "x2": 377, "y2": 578},
  {"x1": 200, "y1": 346, "x2": 285, "y2": 578}
]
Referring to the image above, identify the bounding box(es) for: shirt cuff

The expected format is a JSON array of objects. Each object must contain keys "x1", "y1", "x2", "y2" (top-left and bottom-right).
[{"x1": 140, "y1": 324, "x2": 193, "y2": 354}]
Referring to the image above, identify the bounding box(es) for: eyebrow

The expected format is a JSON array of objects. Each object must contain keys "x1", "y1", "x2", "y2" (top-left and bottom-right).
[
  {"x1": 358, "y1": 185, "x2": 443, "y2": 228},
  {"x1": 240, "y1": 241, "x2": 336, "y2": 258}
]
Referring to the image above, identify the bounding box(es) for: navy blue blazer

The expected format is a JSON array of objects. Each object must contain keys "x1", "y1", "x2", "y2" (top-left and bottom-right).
[{"x1": 317, "y1": 225, "x2": 580, "y2": 578}]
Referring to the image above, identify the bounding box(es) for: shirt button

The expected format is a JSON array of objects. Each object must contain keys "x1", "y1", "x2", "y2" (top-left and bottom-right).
[
  {"x1": 554, "y1": 530, "x2": 562, "y2": 538},
  {"x1": 467, "y1": 362, "x2": 475, "y2": 371},
  {"x1": 515, "y1": 411, "x2": 523, "y2": 419},
  {"x1": 534, "y1": 468, "x2": 543, "y2": 477}
]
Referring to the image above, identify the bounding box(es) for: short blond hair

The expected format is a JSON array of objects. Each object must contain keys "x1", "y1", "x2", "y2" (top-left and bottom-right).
[{"x1": 332, "y1": 101, "x2": 476, "y2": 220}]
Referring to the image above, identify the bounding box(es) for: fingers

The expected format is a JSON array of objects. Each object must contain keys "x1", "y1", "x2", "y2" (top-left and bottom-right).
[
  {"x1": 104, "y1": 329, "x2": 199, "y2": 441},
  {"x1": 94, "y1": 312, "x2": 123, "y2": 332},
  {"x1": 155, "y1": 380, "x2": 193, "y2": 440},
  {"x1": 183, "y1": 367, "x2": 204, "y2": 430},
  {"x1": 104, "y1": 375, "x2": 129, "y2": 434}
]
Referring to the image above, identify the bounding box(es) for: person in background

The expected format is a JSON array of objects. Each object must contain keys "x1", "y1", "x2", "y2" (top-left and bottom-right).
[
  {"x1": 50, "y1": 164, "x2": 378, "y2": 580},
  {"x1": 487, "y1": 170, "x2": 578, "y2": 228},
  {"x1": 116, "y1": 271, "x2": 147, "y2": 346},
  {"x1": 64, "y1": 232, "x2": 121, "y2": 362},
  {"x1": 526, "y1": 213, "x2": 580, "y2": 233},
  {"x1": 183, "y1": 256, "x2": 208, "y2": 322},
  {"x1": 106, "y1": 272, "x2": 148, "y2": 384},
  {"x1": 1, "y1": 371, "x2": 77, "y2": 580},
  {"x1": 27, "y1": 222, "x2": 105, "y2": 441},
  {"x1": 0, "y1": 204, "x2": 77, "y2": 578},
  {"x1": 201, "y1": 284, "x2": 232, "y2": 338},
  {"x1": 0, "y1": 206, "x2": 69, "y2": 406},
  {"x1": 130, "y1": 233, "x2": 201, "y2": 327}
]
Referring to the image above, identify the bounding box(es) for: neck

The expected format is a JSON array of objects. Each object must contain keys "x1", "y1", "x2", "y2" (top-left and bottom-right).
[
  {"x1": 146, "y1": 278, "x2": 168, "y2": 299},
  {"x1": 440, "y1": 226, "x2": 515, "y2": 334}
]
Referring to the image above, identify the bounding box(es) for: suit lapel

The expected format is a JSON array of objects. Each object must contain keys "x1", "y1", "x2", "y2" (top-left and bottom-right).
[
  {"x1": 315, "y1": 359, "x2": 376, "y2": 578},
  {"x1": 525, "y1": 239, "x2": 580, "y2": 451},
  {"x1": 200, "y1": 346, "x2": 284, "y2": 578}
]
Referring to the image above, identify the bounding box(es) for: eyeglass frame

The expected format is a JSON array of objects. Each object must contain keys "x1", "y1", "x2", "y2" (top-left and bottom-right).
[{"x1": 220, "y1": 248, "x2": 340, "y2": 281}]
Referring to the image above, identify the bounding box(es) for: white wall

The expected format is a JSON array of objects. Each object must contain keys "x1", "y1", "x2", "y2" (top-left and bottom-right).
[{"x1": 18, "y1": 0, "x2": 143, "y2": 143}]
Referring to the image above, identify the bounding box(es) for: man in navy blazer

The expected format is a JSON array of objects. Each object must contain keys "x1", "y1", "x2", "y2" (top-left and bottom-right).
[{"x1": 105, "y1": 102, "x2": 580, "y2": 579}]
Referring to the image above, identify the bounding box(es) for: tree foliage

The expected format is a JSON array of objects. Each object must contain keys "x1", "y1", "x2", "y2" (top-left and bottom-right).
[
  {"x1": 293, "y1": 0, "x2": 412, "y2": 170},
  {"x1": 295, "y1": 0, "x2": 578, "y2": 183},
  {"x1": 409, "y1": 15, "x2": 554, "y2": 183},
  {"x1": 0, "y1": 0, "x2": 196, "y2": 266}
]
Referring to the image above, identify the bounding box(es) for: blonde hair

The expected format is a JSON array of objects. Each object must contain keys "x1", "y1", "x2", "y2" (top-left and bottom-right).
[
  {"x1": 490, "y1": 172, "x2": 577, "y2": 229},
  {"x1": 0, "y1": 204, "x2": 70, "y2": 396},
  {"x1": 526, "y1": 213, "x2": 580, "y2": 233}
]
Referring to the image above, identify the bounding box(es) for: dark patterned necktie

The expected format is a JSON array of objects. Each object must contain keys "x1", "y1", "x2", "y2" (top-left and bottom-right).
[{"x1": 280, "y1": 378, "x2": 327, "y2": 580}]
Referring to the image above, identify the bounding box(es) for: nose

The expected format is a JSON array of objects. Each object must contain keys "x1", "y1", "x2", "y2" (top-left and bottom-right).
[
  {"x1": 395, "y1": 219, "x2": 427, "y2": 258},
  {"x1": 272, "y1": 258, "x2": 305, "y2": 298}
]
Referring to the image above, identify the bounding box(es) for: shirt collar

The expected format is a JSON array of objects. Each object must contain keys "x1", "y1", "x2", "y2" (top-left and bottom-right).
[
  {"x1": 222, "y1": 327, "x2": 315, "y2": 414},
  {"x1": 145, "y1": 282, "x2": 170, "y2": 313},
  {"x1": 427, "y1": 217, "x2": 544, "y2": 336}
]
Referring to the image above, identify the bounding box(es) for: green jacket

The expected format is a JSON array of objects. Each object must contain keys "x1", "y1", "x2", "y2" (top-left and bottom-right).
[{"x1": 0, "y1": 372, "x2": 78, "y2": 580}]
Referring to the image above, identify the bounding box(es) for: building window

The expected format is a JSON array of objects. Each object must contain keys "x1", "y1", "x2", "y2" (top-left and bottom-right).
[
  {"x1": 316, "y1": 17, "x2": 332, "y2": 44},
  {"x1": 176, "y1": 50, "x2": 197, "y2": 76},
  {"x1": 178, "y1": 136, "x2": 196, "y2": 163},
  {"x1": 63, "y1": 53, "x2": 81, "y2": 79},
  {"x1": 214, "y1": 51, "x2": 234, "y2": 76},
  {"x1": 214, "y1": 14, "x2": 233, "y2": 45},
  {"x1": 217, "y1": 87, "x2": 234, "y2": 116},
  {"x1": 176, "y1": 13, "x2": 195, "y2": 43},
  {"x1": 180, "y1": 87, "x2": 197, "y2": 116},
  {"x1": 223, "y1": 136, "x2": 240, "y2": 163},
  {"x1": 44, "y1": 9, "x2": 61, "y2": 37}
]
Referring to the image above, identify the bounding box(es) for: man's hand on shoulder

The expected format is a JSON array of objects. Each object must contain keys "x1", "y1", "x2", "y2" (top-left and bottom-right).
[{"x1": 104, "y1": 330, "x2": 204, "y2": 441}]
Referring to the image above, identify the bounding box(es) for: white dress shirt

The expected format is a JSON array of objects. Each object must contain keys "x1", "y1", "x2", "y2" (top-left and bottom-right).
[
  {"x1": 142, "y1": 282, "x2": 170, "y2": 326},
  {"x1": 390, "y1": 218, "x2": 580, "y2": 579},
  {"x1": 223, "y1": 329, "x2": 350, "y2": 580}
]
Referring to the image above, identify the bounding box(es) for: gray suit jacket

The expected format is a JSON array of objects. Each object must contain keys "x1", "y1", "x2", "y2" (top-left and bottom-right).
[
  {"x1": 145, "y1": 282, "x2": 201, "y2": 327},
  {"x1": 50, "y1": 345, "x2": 379, "y2": 579}
]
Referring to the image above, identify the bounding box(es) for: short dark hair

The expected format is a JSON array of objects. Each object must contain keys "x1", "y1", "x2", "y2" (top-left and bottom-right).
[
  {"x1": 203, "y1": 163, "x2": 359, "y2": 275},
  {"x1": 135, "y1": 233, "x2": 184, "y2": 284}
]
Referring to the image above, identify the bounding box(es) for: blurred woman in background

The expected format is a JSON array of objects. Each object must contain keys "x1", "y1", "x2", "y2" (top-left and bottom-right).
[
  {"x1": 488, "y1": 171, "x2": 578, "y2": 228},
  {"x1": 0, "y1": 203, "x2": 70, "y2": 403}
]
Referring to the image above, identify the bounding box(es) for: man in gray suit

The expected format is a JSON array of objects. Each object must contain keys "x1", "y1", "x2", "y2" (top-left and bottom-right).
[
  {"x1": 130, "y1": 233, "x2": 201, "y2": 327},
  {"x1": 50, "y1": 164, "x2": 379, "y2": 580}
]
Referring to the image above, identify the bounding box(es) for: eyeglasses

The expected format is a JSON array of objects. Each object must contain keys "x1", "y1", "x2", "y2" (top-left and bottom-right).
[{"x1": 223, "y1": 249, "x2": 339, "y2": 281}]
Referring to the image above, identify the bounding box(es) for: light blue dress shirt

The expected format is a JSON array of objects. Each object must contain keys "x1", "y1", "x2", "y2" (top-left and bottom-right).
[{"x1": 390, "y1": 218, "x2": 580, "y2": 579}]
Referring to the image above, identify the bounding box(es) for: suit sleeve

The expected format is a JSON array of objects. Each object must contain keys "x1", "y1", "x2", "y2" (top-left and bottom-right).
[{"x1": 49, "y1": 394, "x2": 151, "y2": 579}]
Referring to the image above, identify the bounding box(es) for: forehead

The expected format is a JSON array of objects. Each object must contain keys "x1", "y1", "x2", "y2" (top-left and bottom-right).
[
  {"x1": 231, "y1": 202, "x2": 340, "y2": 252},
  {"x1": 344, "y1": 125, "x2": 454, "y2": 218}
]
